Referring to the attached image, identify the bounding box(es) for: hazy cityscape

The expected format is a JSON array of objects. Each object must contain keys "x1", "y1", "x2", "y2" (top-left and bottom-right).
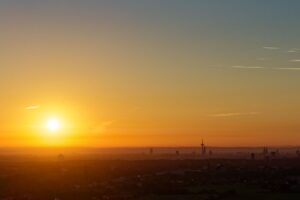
[
  {"x1": 1, "y1": 1, "x2": 300, "y2": 199},
  {"x1": 1, "y1": 144, "x2": 300, "y2": 199}
]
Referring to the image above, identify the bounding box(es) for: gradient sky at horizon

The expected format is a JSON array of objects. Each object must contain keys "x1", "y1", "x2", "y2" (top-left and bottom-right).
[{"x1": 0, "y1": 0, "x2": 300, "y2": 147}]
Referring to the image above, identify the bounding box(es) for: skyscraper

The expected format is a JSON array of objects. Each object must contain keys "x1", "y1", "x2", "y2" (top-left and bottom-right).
[{"x1": 201, "y1": 139, "x2": 206, "y2": 155}]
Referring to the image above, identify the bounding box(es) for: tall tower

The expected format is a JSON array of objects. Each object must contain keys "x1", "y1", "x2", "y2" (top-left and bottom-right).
[
  {"x1": 201, "y1": 139, "x2": 206, "y2": 155},
  {"x1": 149, "y1": 148, "x2": 153, "y2": 155}
]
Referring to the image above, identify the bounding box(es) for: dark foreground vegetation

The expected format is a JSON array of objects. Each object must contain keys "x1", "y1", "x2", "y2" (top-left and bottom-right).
[{"x1": 1, "y1": 156, "x2": 300, "y2": 200}]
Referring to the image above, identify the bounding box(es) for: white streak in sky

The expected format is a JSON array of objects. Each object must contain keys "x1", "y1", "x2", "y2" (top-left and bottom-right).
[
  {"x1": 263, "y1": 46, "x2": 280, "y2": 50},
  {"x1": 232, "y1": 66, "x2": 264, "y2": 69},
  {"x1": 287, "y1": 48, "x2": 300, "y2": 53},
  {"x1": 25, "y1": 105, "x2": 40, "y2": 110},
  {"x1": 290, "y1": 59, "x2": 300, "y2": 62},
  {"x1": 275, "y1": 67, "x2": 300, "y2": 71},
  {"x1": 210, "y1": 112, "x2": 260, "y2": 117}
]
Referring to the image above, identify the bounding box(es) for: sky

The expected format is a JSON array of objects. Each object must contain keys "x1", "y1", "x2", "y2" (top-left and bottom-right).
[{"x1": 0, "y1": 0, "x2": 300, "y2": 147}]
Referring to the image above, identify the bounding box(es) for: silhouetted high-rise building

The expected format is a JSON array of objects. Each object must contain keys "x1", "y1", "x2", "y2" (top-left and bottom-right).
[
  {"x1": 270, "y1": 151, "x2": 277, "y2": 158},
  {"x1": 296, "y1": 150, "x2": 300, "y2": 157},
  {"x1": 149, "y1": 148, "x2": 153, "y2": 155},
  {"x1": 251, "y1": 153, "x2": 255, "y2": 160},
  {"x1": 201, "y1": 139, "x2": 207, "y2": 155}
]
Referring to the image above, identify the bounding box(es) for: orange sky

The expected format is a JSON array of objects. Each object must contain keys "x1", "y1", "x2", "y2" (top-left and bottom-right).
[{"x1": 0, "y1": 1, "x2": 300, "y2": 147}]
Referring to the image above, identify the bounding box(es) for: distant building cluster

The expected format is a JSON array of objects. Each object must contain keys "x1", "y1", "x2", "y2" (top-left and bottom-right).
[
  {"x1": 250, "y1": 147, "x2": 282, "y2": 160},
  {"x1": 201, "y1": 139, "x2": 207, "y2": 155},
  {"x1": 148, "y1": 139, "x2": 212, "y2": 159}
]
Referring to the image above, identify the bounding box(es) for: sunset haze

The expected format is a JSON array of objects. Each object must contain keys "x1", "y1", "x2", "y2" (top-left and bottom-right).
[{"x1": 1, "y1": 0, "x2": 300, "y2": 147}]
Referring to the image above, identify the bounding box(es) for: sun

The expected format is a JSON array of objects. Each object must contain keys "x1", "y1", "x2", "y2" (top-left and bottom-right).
[{"x1": 46, "y1": 118, "x2": 60, "y2": 131}]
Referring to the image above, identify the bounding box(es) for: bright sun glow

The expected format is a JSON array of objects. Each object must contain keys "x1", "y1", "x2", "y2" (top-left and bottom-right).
[{"x1": 46, "y1": 118, "x2": 60, "y2": 131}]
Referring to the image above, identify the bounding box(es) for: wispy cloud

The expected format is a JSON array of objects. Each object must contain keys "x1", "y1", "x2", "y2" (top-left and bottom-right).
[
  {"x1": 25, "y1": 105, "x2": 40, "y2": 110},
  {"x1": 263, "y1": 46, "x2": 280, "y2": 50},
  {"x1": 290, "y1": 59, "x2": 300, "y2": 62},
  {"x1": 232, "y1": 65, "x2": 264, "y2": 69},
  {"x1": 256, "y1": 57, "x2": 270, "y2": 61},
  {"x1": 210, "y1": 112, "x2": 260, "y2": 118},
  {"x1": 275, "y1": 67, "x2": 300, "y2": 71},
  {"x1": 90, "y1": 121, "x2": 114, "y2": 134},
  {"x1": 287, "y1": 48, "x2": 300, "y2": 53}
]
